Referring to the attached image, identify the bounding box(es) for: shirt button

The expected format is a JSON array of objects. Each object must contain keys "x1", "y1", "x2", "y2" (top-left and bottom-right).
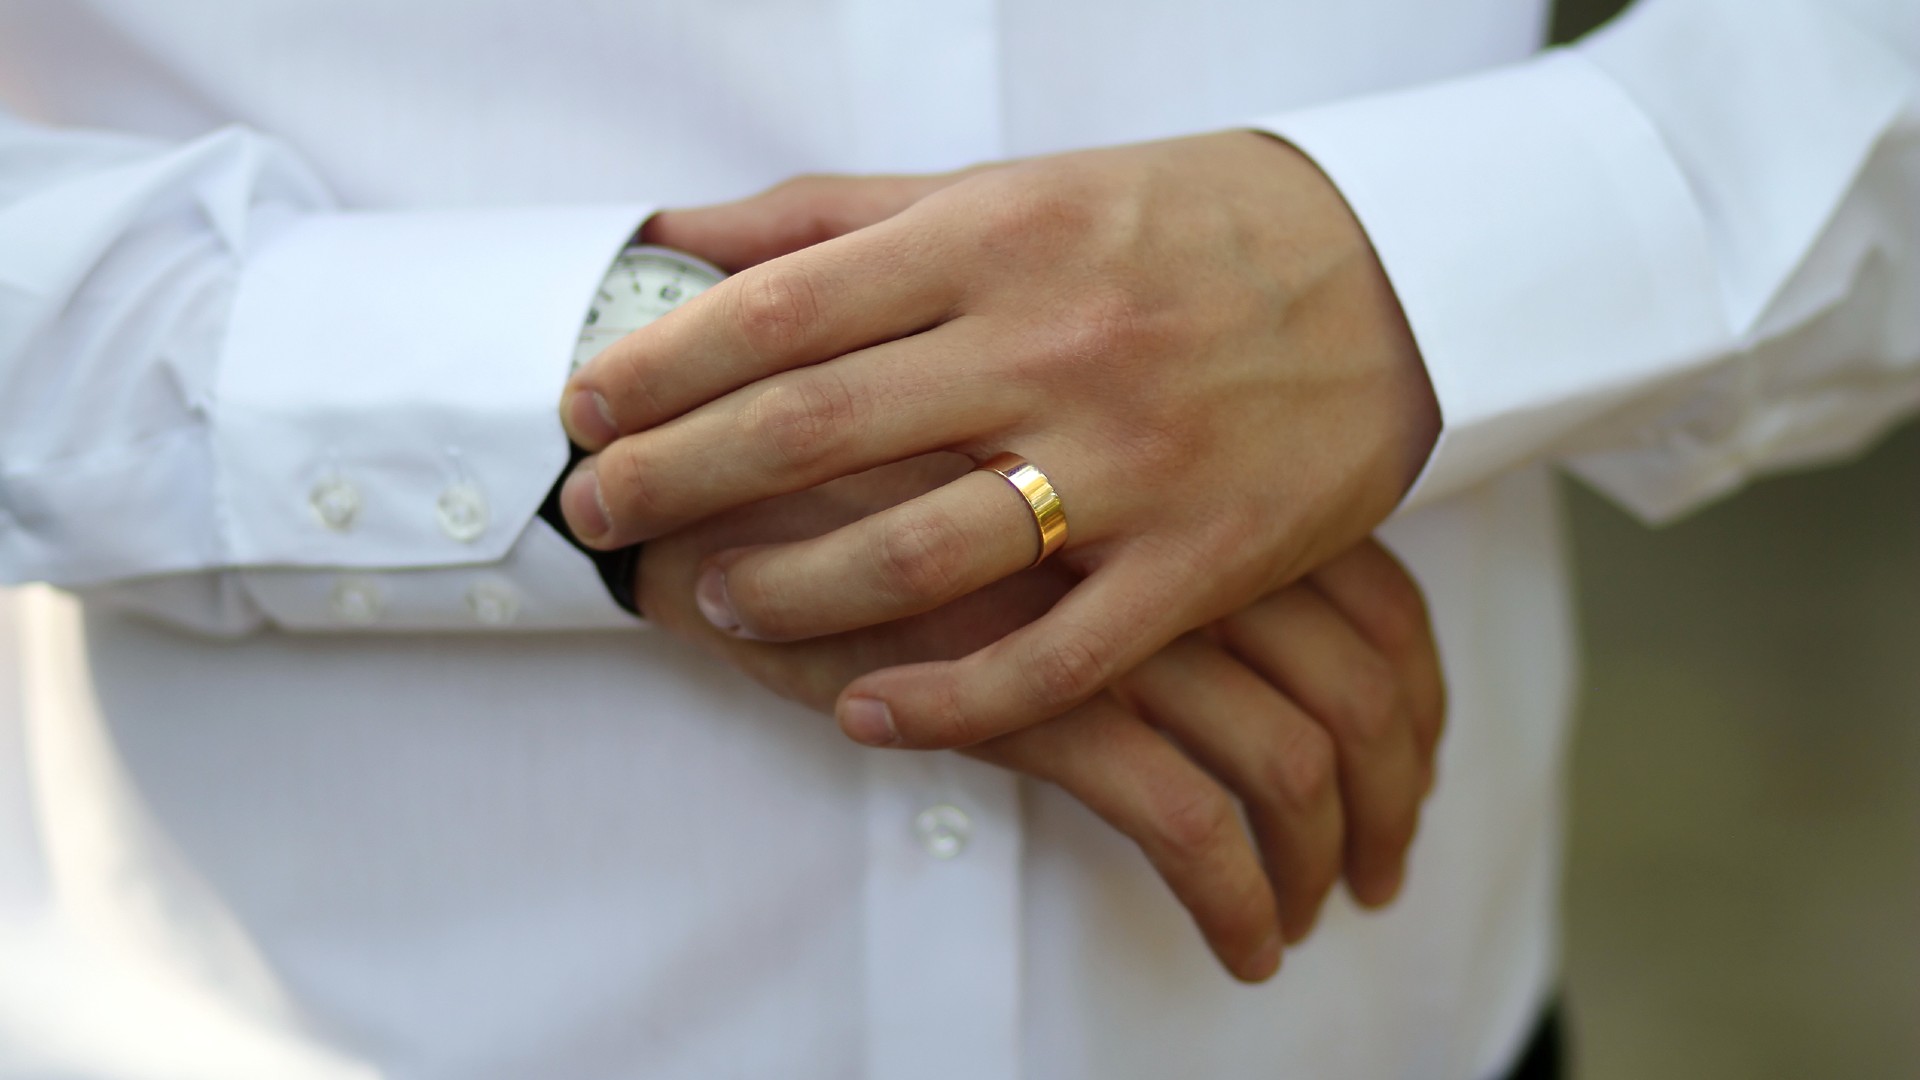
[
  {"x1": 329, "y1": 577, "x2": 384, "y2": 625},
  {"x1": 436, "y1": 481, "x2": 489, "y2": 543},
  {"x1": 310, "y1": 477, "x2": 361, "y2": 532},
  {"x1": 913, "y1": 804, "x2": 972, "y2": 860},
  {"x1": 465, "y1": 579, "x2": 520, "y2": 626}
]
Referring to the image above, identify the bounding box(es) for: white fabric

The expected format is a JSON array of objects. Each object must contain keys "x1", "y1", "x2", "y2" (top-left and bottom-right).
[
  {"x1": 1265, "y1": 0, "x2": 1920, "y2": 522},
  {"x1": 0, "y1": 115, "x2": 646, "y2": 627},
  {"x1": 0, "y1": 1, "x2": 1913, "y2": 1077}
]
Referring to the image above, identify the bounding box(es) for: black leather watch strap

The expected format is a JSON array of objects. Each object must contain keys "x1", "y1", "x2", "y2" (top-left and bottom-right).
[{"x1": 537, "y1": 442, "x2": 644, "y2": 617}]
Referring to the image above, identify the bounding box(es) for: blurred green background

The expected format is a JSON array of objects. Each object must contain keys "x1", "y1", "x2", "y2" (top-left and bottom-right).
[{"x1": 1551, "y1": 3, "x2": 1920, "y2": 1077}]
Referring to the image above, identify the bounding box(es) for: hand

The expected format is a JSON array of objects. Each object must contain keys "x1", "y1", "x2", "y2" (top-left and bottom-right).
[
  {"x1": 563, "y1": 131, "x2": 1441, "y2": 751},
  {"x1": 639, "y1": 457, "x2": 1446, "y2": 982}
]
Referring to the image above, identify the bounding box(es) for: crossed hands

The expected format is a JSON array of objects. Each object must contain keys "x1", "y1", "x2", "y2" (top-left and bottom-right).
[{"x1": 563, "y1": 132, "x2": 1446, "y2": 982}]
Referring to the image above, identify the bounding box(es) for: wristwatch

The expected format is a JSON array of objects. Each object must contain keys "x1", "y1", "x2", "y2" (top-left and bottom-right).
[
  {"x1": 570, "y1": 242, "x2": 726, "y2": 372},
  {"x1": 540, "y1": 241, "x2": 727, "y2": 615}
]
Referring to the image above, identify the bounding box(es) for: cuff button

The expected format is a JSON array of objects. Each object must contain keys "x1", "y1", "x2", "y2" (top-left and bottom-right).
[
  {"x1": 465, "y1": 580, "x2": 520, "y2": 626},
  {"x1": 437, "y1": 481, "x2": 489, "y2": 543},
  {"x1": 329, "y1": 577, "x2": 384, "y2": 625},
  {"x1": 310, "y1": 478, "x2": 362, "y2": 532}
]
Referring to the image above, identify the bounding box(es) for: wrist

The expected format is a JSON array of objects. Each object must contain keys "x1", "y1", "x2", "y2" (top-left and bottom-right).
[{"x1": 1245, "y1": 129, "x2": 1441, "y2": 502}]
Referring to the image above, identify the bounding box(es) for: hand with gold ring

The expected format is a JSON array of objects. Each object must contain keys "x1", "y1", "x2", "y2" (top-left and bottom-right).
[
  {"x1": 558, "y1": 132, "x2": 1442, "y2": 750},
  {"x1": 634, "y1": 454, "x2": 1446, "y2": 981}
]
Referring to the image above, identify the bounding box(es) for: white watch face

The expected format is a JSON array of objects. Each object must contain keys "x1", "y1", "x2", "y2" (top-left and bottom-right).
[{"x1": 572, "y1": 244, "x2": 726, "y2": 369}]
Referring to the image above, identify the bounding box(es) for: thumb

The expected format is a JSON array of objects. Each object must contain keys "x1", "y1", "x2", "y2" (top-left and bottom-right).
[{"x1": 641, "y1": 172, "x2": 962, "y2": 272}]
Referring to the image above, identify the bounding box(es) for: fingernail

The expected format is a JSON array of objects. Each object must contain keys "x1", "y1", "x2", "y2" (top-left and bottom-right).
[
  {"x1": 841, "y1": 697, "x2": 899, "y2": 747},
  {"x1": 560, "y1": 460, "x2": 611, "y2": 543},
  {"x1": 566, "y1": 390, "x2": 618, "y2": 447},
  {"x1": 1243, "y1": 933, "x2": 1283, "y2": 982},
  {"x1": 695, "y1": 567, "x2": 741, "y2": 634}
]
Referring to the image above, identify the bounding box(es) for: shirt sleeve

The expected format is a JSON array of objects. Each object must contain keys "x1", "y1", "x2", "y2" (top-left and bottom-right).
[
  {"x1": 1254, "y1": 0, "x2": 1920, "y2": 523},
  {"x1": 0, "y1": 114, "x2": 650, "y2": 634}
]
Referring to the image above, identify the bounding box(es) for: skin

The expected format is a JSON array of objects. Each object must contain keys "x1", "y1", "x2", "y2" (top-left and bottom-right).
[
  {"x1": 562, "y1": 131, "x2": 1450, "y2": 979},
  {"x1": 558, "y1": 130, "x2": 1442, "y2": 760},
  {"x1": 637, "y1": 455, "x2": 1446, "y2": 983}
]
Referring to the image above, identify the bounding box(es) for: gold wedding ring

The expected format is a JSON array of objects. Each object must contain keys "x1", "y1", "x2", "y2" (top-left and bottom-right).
[{"x1": 978, "y1": 452, "x2": 1069, "y2": 568}]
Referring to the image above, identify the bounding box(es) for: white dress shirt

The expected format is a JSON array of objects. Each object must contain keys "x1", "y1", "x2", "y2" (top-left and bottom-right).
[{"x1": 1, "y1": 1, "x2": 1915, "y2": 1077}]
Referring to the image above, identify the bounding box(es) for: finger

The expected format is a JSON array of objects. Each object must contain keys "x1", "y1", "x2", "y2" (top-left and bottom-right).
[
  {"x1": 1308, "y1": 540, "x2": 1447, "y2": 764},
  {"x1": 563, "y1": 209, "x2": 964, "y2": 448},
  {"x1": 641, "y1": 173, "x2": 957, "y2": 272},
  {"x1": 837, "y1": 554, "x2": 1197, "y2": 749},
  {"x1": 968, "y1": 698, "x2": 1282, "y2": 982},
  {"x1": 1119, "y1": 637, "x2": 1345, "y2": 945},
  {"x1": 1213, "y1": 587, "x2": 1424, "y2": 909},
  {"x1": 697, "y1": 468, "x2": 1047, "y2": 641},
  {"x1": 559, "y1": 324, "x2": 1019, "y2": 548},
  {"x1": 633, "y1": 463, "x2": 1073, "y2": 715}
]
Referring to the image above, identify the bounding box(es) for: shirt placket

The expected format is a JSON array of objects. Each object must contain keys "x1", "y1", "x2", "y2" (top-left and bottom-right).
[
  {"x1": 839, "y1": 2, "x2": 1016, "y2": 1077},
  {"x1": 863, "y1": 749, "x2": 1023, "y2": 1080}
]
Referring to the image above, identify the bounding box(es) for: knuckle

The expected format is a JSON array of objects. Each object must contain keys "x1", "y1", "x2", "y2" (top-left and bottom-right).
[
  {"x1": 732, "y1": 267, "x2": 825, "y2": 358},
  {"x1": 872, "y1": 509, "x2": 971, "y2": 604},
  {"x1": 1149, "y1": 784, "x2": 1239, "y2": 863},
  {"x1": 1371, "y1": 572, "x2": 1432, "y2": 657},
  {"x1": 917, "y1": 676, "x2": 985, "y2": 748},
  {"x1": 978, "y1": 180, "x2": 1087, "y2": 245},
  {"x1": 1331, "y1": 543, "x2": 1435, "y2": 659},
  {"x1": 611, "y1": 345, "x2": 674, "y2": 426},
  {"x1": 1322, "y1": 656, "x2": 1400, "y2": 749},
  {"x1": 745, "y1": 374, "x2": 859, "y2": 471},
  {"x1": 603, "y1": 443, "x2": 668, "y2": 527},
  {"x1": 1079, "y1": 282, "x2": 1158, "y2": 353},
  {"x1": 775, "y1": 174, "x2": 855, "y2": 248},
  {"x1": 1264, "y1": 724, "x2": 1338, "y2": 817},
  {"x1": 1017, "y1": 282, "x2": 1151, "y2": 381},
  {"x1": 721, "y1": 563, "x2": 800, "y2": 640},
  {"x1": 1019, "y1": 627, "x2": 1112, "y2": 710}
]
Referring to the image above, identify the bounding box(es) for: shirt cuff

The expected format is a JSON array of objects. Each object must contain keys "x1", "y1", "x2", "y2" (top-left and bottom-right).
[
  {"x1": 236, "y1": 517, "x2": 642, "y2": 632},
  {"x1": 211, "y1": 203, "x2": 651, "y2": 629},
  {"x1": 1254, "y1": 51, "x2": 1729, "y2": 512}
]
